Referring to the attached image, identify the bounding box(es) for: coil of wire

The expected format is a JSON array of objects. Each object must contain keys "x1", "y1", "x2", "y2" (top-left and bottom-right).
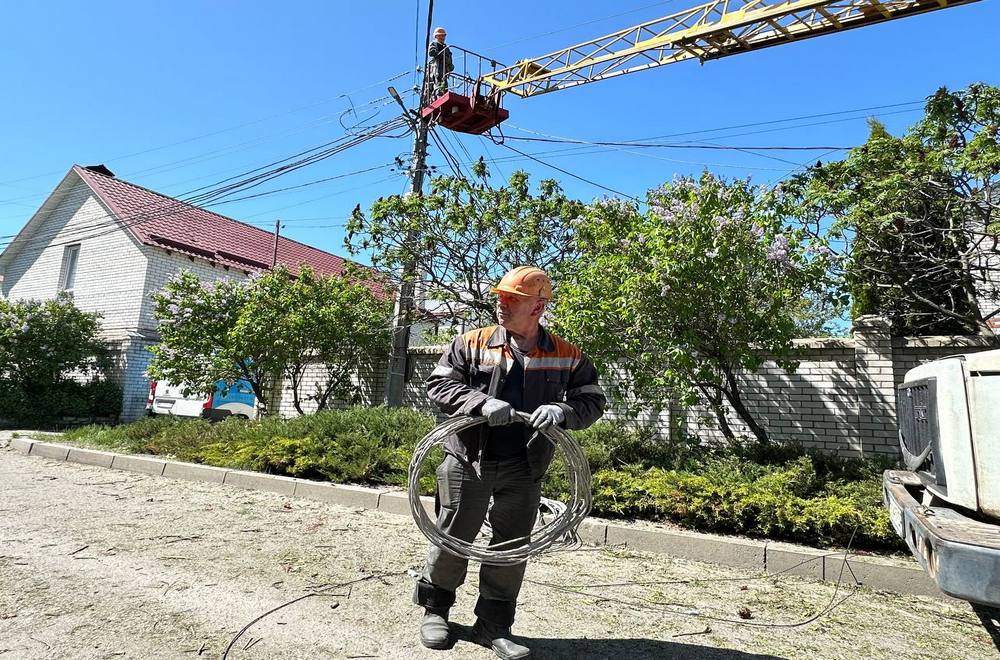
[{"x1": 408, "y1": 411, "x2": 592, "y2": 566}]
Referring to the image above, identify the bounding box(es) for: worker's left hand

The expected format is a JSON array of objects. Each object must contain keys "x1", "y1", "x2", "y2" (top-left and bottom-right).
[{"x1": 529, "y1": 404, "x2": 565, "y2": 431}]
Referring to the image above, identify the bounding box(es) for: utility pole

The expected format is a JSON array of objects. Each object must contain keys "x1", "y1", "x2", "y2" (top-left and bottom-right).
[
  {"x1": 384, "y1": 0, "x2": 434, "y2": 406},
  {"x1": 271, "y1": 219, "x2": 282, "y2": 269}
]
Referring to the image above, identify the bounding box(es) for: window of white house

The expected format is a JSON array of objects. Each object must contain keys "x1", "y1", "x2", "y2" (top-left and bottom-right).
[{"x1": 59, "y1": 244, "x2": 80, "y2": 292}]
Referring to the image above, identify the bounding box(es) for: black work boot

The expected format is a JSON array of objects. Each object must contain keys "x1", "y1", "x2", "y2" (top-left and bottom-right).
[
  {"x1": 471, "y1": 618, "x2": 531, "y2": 660},
  {"x1": 419, "y1": 607, "x2": 450, "y2": 649}
]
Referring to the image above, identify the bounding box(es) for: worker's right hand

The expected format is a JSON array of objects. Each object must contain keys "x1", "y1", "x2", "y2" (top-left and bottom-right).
[{"x1": 480, "y1": 398, "x2": 515, "y2": 426}]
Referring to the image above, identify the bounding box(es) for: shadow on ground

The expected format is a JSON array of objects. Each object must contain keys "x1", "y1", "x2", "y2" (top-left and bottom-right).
[
  {"x1": 973, "y1": 604, "x2": 1000, "y2": 652},
  {"x1": 447, "y1": 623, "x2": 784, "y2": 660}
]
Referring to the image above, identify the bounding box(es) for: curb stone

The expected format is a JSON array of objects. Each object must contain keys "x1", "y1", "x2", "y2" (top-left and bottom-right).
[
  {"x1": 377, "y1": 490, "x2": 435, "y2": 518},
  {"x1": 9, "y1": 438, "x2": 946, "y2": 600},
  {"x1": 606, "y1": 523, "x2": 766, "y2": 570},
  {"x1": 111, "y1": 454, "x2": 166, "y2": 476},
  {"x1": 293, "y1": 480, "x2": 380, "y2": 509}
]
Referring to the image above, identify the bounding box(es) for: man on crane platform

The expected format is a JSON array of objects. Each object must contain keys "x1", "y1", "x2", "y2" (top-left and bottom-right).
[
  {"x1": 427, "y1": 26, "x2": 454, "y2": 97},
  {"x1": 415, "y1": 266, "x2": 607, "y2": 659}
]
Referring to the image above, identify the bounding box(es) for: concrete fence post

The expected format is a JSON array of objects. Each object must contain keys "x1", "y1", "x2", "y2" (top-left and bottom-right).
[{"x1": 851, "y1": 315, "x2": 897, "y2": 458}]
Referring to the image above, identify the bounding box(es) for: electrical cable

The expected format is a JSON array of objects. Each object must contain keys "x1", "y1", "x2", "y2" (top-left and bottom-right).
[
  {"x1": 498, "y1": 142, "x2": 642, "y2": 201},
  {"x1": 491, "y1": 103, "x2": 924, "y2": 171},
  {"x1": 220, "y1": 571, "x2": 405, "y2": 659},
  {"x1": 428, "y1": 129, "x2": 467, "y2": 179},
  {"x1": 0, "y1": 115, "x2": 408, "y2": 243},
  {"x1": 626, "y1": 99, "x2": 925, "y2": 143},
  {"x1": 0, "y1": 69, "x2": 415, "y2": 191},
  {"x1": 525, "y1": 526, "x2": 863, "y2": 630},
  {"x1": 476, "y1": 134, "x2": 509, "y2": 181},
  {"x1": 408, "y1": 413, "x2": 592, "y2": 566},
  {"x1": 414, "y1": 0, "x2": 422, "y2": 92},
  {"x1": 0, "y1": 118, "x2": 409, "y2": 253},
  {"x1": 177, "y1": 163, "x2": 395, "y2": 207},
  {"x1": 0, "y1": 170, "x2": 401, "y2": 256},
  {"x1": 503, "y1": 135, "x2": 850, "y2": 151},
  {"x1": 0, "y1": 86, "x2": 413, "y2": 211},
  {"x1": 484, "y1": 143, "x2": 798, "y2": 172}
]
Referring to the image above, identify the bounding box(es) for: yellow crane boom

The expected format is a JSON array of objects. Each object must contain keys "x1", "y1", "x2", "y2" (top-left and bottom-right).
[{"x1": 480, "y1": 0, "x2": 978, "y2": 98}]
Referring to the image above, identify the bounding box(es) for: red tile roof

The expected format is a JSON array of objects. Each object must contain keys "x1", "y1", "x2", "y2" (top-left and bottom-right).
[{"x1": 72, "y1": 164, "x2": 386, "y2": 298}]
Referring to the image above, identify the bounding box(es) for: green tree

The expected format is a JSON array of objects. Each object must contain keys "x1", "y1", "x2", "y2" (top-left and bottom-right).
[
  {"x1": 148, "y1": 267, "x2": 390, "y2": 415},
  {"x1": 553, "y1": 174, "x2": 834, "y2": 442},
  {"x1": 346, "y1": 162, "x2": 585, "y2": 328},
  {"x1": 791, "y1": 83, "x2": 1000, "y2": 336},
  {"x1": 0, "y1": 293, "x2": 121, "y2": 424},
  {"x1": 790, "y1": 291, "x2": 850, "y2": 338},
  {"x1": 238, "y1": 266, "x2": 391, "y2": 414}
]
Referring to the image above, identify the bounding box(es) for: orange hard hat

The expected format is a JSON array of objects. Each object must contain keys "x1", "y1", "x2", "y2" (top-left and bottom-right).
[{"x1": 491, "y1": 266, "x2": 552, "y2": 300}]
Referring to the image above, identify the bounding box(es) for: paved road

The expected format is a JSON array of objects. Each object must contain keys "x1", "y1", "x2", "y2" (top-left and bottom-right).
[{"x1": 1, "y1": 445, "x2": 996, "y2": 659}]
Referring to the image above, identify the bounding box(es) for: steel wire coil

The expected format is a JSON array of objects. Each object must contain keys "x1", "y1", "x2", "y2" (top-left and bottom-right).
[{"x1": 408, "y1": 412, "x2": 592, "y2": 566}]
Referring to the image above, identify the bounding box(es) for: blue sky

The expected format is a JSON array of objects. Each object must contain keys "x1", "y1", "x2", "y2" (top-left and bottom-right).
[{"x1": 1, "y1": 0, "x2": 996, "y2": 263}]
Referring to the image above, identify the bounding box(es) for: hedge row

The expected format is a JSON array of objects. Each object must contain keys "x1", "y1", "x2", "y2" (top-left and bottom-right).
[
  {"x1": 62, "y1": 407, "x2": 901, "y2": 550},
  {"x1": 1, "y1": 380, "x2": 122, "y2": 427}
]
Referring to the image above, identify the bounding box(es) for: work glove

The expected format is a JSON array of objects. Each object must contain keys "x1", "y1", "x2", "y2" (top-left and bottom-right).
[
  {"x1": 480, "y1": 397, "x2": 515, "y2": 426},
  {"x1": 529, "y1": 404, "x2": 565, "y2": 431}
]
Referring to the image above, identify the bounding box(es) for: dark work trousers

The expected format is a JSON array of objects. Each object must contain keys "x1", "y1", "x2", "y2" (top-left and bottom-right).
[{"x1": 414, "y1": 453, "x2": 542, "y2": 628}]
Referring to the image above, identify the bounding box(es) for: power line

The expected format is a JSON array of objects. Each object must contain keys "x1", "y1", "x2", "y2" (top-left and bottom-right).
[
  {"x1": 489, "y1": 143, "x2": 795, "y2": 172},
  {"x1": 628, "y1": 100, "x2": 925, "y2": 142},
  {"x1": 486, "y1": 106, "x2": 924, "y2": 173},
  {"x1": 0, "y1": 168, "x2": 402, "y2": 256},
  {"x1": 0, "y1": 119, "x2": 408, "y2": 253},
  {"x1": 0, "y1": 87, "x2": 416, "y2": 212},
  {"x1": 172, "y1": 163, "x2": 395, "y2": 207},
  {"x1": 0, "y1": 69, "x2": 415, "y2": 192},
  {"x1": 502, "y1": 135, "x2": 850, "y2": 150},
  {"x1": 498, "y1": 142, "x2": 642, "y2": 201}
]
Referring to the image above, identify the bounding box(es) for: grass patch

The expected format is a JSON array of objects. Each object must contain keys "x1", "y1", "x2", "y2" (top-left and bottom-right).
[{"x1": 64, "y1": 410, "x2": 901, "y2": 550}]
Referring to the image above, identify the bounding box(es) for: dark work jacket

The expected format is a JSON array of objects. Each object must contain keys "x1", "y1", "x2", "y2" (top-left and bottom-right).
[
  {"x1": 426, "y1": 325, "x2": 606, "y2": 480},
  {"x1": 427, "y1": 41, "x2": 454, "y2": 77}
]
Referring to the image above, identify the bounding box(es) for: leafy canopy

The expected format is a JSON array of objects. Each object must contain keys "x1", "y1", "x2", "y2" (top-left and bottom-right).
[
  {"x1": 0, "y1": 293, "x2": 120, "y2": 424},
  {"x1": 553, "y1": 173, "x2": 834, "y2": 441},
  {"x1": 148, "y1": 266, "x2": 390, "y2": 414},
  {"x1": 346, "y1": 161, "x2": 585, "y2": 328},
  {"x1": 791, "y1": 83, "x2": 1000, "y2": 336}
]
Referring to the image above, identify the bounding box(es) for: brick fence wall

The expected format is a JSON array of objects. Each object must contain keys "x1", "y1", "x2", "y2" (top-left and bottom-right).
[
  {"x1": 379, "y1": 319, "x2": 996, "y2": 458},
  {"x1": 115, "y1": 317, "x2": 995, "y2": 458},
  {"x1": 671, "y1": 317, "x2": 995, "y2": 456}
]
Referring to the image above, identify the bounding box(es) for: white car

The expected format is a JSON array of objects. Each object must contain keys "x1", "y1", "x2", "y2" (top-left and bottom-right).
[{"x1": 146, "y1": 379, "x2": 257, "y2": 420}]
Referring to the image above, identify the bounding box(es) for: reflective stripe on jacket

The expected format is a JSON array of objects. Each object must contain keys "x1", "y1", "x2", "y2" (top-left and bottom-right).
[{"x1": 426, "y1": 324, "x2": 606, "y2": 479}]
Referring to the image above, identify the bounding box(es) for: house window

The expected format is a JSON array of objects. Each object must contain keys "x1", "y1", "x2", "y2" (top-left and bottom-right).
[{"x1": 59, "y1": 244, "x2": 80, "y2": 292}]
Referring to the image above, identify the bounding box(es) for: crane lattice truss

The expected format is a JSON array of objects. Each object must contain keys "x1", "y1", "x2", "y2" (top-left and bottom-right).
[{"x1": 481, "y1": 0, "x2": 978, "y2": 98}]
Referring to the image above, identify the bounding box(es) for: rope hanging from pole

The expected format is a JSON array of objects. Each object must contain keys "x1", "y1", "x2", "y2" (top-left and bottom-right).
[{"x1": 408, "y1": 412, "x2": 592, "y2": 566}]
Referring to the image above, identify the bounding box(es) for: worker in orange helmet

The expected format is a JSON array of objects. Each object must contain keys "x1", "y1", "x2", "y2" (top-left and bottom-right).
[
  {"x1": 415, "y1": 266, "x2": 607, "y2": 659},
  {"x1": 427, "y1": 26, "x2": 454, "y2": 97}
]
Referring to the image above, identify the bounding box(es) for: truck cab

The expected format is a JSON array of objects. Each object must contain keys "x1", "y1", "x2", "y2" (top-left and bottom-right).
[{"x1": 884, "y1": 349, "x2": 1000, "y2": 606}]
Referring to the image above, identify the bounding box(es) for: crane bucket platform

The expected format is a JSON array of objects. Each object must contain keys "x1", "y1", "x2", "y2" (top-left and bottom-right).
[
  {"x1": 420, "y1": 45, "x2": 510, "y2": 135},
  {"x1": 420, "y1": 91, "x2": 509, "y2": 135}
]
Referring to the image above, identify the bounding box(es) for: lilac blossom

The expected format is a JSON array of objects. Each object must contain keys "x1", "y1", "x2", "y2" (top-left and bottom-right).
[{"x1": 766, "y1": 234, "x2": 791, "y2": 266}]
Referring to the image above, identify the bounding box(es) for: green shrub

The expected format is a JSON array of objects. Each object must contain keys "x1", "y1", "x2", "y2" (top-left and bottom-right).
[
  {"x1": 0, "y1": 379, "x2": 122, "y2": 427},
  {"x1": 0, "y1": 294, "x2": 118, "y2": 427},
  {"x1": 583, "y1": 458, "x2": 896, "y2": 549},
  {"x1": 64, "y1": 409, "x2": 900, "y2": 550}
]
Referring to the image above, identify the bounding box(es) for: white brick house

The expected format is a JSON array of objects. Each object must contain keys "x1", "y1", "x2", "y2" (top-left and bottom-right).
[{"x1": 0, "y1": 164, "x2": 384, "y2": 420}]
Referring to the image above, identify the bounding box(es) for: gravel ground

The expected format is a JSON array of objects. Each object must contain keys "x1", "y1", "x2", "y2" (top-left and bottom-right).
[{"x1": 1, "y1": 445, "x2": 997, "y2": 660}]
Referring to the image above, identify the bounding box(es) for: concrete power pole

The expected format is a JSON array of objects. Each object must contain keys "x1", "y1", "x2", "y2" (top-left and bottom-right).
[
  {"x1": 384, "y1": 0, "x2": 434, "y2": 407},
  {"x1": 384, "y1": 121, "x2": 429, "y2": 406}
]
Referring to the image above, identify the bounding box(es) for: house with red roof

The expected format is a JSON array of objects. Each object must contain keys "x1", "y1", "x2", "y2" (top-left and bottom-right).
[{"x1": 0, "y1": 164, "x2": 386, "y2": 420}]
